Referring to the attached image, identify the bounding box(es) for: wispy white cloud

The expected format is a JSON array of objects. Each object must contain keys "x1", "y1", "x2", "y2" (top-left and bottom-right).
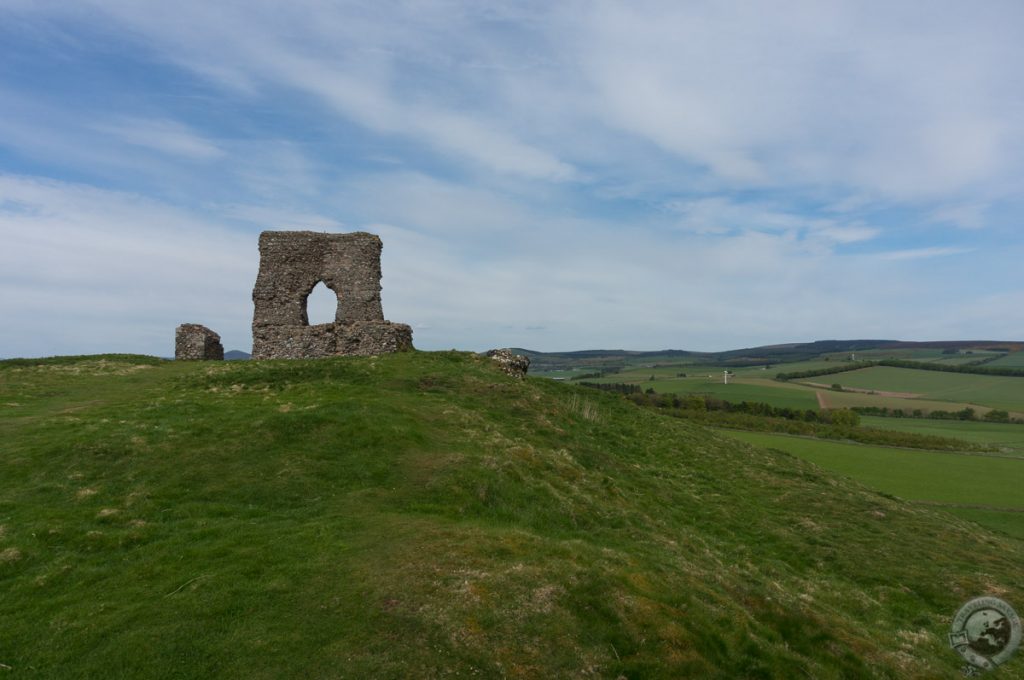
[
  {"x1": 1, "y1": 2, "x2": 1022, "y2": 355},
  {"x1": 338, "y1": 172, "x2": 535, "y2": 237},
  {"x1": 41, "y1": 1, "x2": 576, "y2": 182},
  {"x1": 929, "y1": 202, "x2": 989, "y2": 230},
  {"x1": 7, "y1": 1, "x2": 1024, "y2": 199},
  {"x1": 877, "y1": 246, "x2": 973, "y2": 261},
  {"x1": 665, "y1": 196, "x2": 878, "y2": 245},
  {"x1": 93, "y1": 117, "x2": 224, "y2": 160},
  {"x1": 0, "y1": 175, "x2": 255, "y2": 357},
  {"x1": 558, "y1": 0, "x2": 1024, "y2": 197},
  {"x1": 220, "y1": 204, "x2": 343, "y2": 231}
]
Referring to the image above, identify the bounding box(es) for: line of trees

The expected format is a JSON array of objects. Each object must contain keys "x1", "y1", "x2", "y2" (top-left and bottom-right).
[
  {"x1": 776, "y1": 358, "x2": 1024, "y2": 381},
  {"x1": 875, "y1": 358, "x2": 1024, "y2": 378},
  {"x1": 577, "y1": 381, "x2": 642, "y2": 394},
  {"x1": 958, "y1": 352, "x2": 1005, "y2": 368},
  {"x1": 624, "y1": 391, "x2": 861, "y2": 426},
  {"x1": 576, "y1": 383, "x2": 1000, "y2": 451},
  {"x1": 853, "y1": 405, "x2": 1022, "y2": 424},
  {"x1": 775, "y1": 362, "x2": 870, "y2": 381}
]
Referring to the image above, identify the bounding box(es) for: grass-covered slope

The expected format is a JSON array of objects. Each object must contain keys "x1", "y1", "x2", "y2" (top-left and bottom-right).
[{"x1": 1, "y1": 353, "x2": 1022, "y2": 678}]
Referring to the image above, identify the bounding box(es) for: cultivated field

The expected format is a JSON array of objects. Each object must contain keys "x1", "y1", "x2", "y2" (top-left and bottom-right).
[
  {"x1": 806, "y1": 365, "x2": 1024, "y2": 412},
  {"x1": 824, "y1": 348, "x2": 1001, "y2": 363},
  {"x1": 719, "y1": 430, "x2": 1024, "y2": 539},
  {"x1": 861, "y1": 416, "x2": 1024, "y2": 455},
  {"x1": 989, "y1": 351, "x2": 1024, "y2": 367},
  {"x1": 566, "y1": 351, "x2": 1024, "y2": 417},
  {"x1": 540, "y1": 344, "x2": 1024, "y2": 551},
  {"x1": 646, "y1": 378, "x2": 819, "y2": 410},
  {"x1": 814, "y1": 389, "x2": 1010, "y2": 418}
]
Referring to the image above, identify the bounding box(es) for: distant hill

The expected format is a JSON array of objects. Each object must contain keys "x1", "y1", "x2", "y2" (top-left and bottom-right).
[
  {"x1": 224, "y1": 349, "x2": 251, "y2": 360},
  {"x1": 521, "y1": 339, "x2": 1024, "y2": 371},
  {"x1": 1, "y1": 351, "x2": 1020, "y2": 676}
]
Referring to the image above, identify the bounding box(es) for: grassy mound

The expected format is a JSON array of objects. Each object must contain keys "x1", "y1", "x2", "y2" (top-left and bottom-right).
[{"x1": 1, "y1": 352, "x2": 1021, "y2": 678}]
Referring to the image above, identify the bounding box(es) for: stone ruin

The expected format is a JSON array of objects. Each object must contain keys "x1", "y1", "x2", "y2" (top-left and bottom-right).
[
  {"x1": 251, "y1": 230, "x2": 413, "y2": 359},
  {"x1": 486, "y1": 348, "x2": 530, "y2": 378},
  {"x1": 175, "y1": 323, "x2": 224, "y2": 360}
]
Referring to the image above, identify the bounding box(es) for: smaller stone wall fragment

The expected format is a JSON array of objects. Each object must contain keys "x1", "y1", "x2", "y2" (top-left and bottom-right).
[
  {"x1": 175, "y1": 324, "x2": 225, "y2": 360},
  {"x1": 486, "y1": 349, "x2": 530, "y2": 378}
]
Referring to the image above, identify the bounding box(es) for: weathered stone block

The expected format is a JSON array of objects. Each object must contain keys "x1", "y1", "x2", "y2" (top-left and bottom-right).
[
  {"x1": 486, "y1": 348, "x2": 530, "y2": 378},
  {"x1": 251, "y1": 230, "x2": 413, "y2": 359},
  {"x1": 335, "y1": 321, "x2": 414, "y2": 356},
  {"x1": 175, "y1": 324, "x2": 224, "y2": 360}
]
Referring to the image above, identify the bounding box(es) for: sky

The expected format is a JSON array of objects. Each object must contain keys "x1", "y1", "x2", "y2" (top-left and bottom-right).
[{"x1": 1, "y1": 0, "x2": 1022, "y2": 357}]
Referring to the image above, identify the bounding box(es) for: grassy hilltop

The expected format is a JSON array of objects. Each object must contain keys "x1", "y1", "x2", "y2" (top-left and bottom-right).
[{"x1": 1, "y1": 352, "x2": 1023, "y2": 678}]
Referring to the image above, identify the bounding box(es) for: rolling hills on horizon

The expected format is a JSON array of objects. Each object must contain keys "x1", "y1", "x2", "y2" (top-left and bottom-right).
[{"x1": 516, "y1": 339, "x2": 1024, "y2": 373}]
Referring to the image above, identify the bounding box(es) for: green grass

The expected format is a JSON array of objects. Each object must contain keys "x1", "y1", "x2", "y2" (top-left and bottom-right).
[
  {"x1": 752, "y1": 359, "x2": 846, "y2": 374},
  {"x1": 585, "y1": 368, "x2": 821, "y2": 411},
  {"x1": 808, "y1": 365, "x2": 1024, "y2": 412},
  {"x1": 717, "y1": 430, "x2": 1024, "y2": 540},
  {"x1": 641, "y1": 378, "x2": 819, "y2": 410},
  {"x1": 861, "y1": 416, "x2": 1024, "y2": 455},
  {"x1": 988, "y1": 352, "x2": 1024, "y2": 367},
  {"x1": 3, "y1": 353, "x2": 1024, "y2": 677},
  {"x1": 945, "y1": 508, "x2": 1024, "y2": 540},
  {"x1": 831, "y1": 348, "x2": 949, "y2": 361},
  {"x1": 590, "y1": 363, "x2": 695, "y2": 381},
  {"x1": 530, "y1": 368, "x2": 584, "y2": 379},
  {"x1": 926, "y1": 353, "x2": 1002, "y2": 365}
]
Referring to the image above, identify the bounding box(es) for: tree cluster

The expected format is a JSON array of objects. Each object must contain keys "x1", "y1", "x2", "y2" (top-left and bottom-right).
[
  {"x1": 875, "y1": 358, "x2": 1024, "y2": 377},
  {"x1": 853, "y1": 405, "x2": 1022, "y2": 424},
  {"x1": 624, "y1": 391, "x2": 861, "y2": 426},
  {"x1": 575, "y1": 383, "x2": 997, "y2": 451},
  {"x1": 775, "y1": 362, "x2": 869, "y2": 381},
  {"x1": 577, "y1": 381, "x2": 642, "y2": 395}
]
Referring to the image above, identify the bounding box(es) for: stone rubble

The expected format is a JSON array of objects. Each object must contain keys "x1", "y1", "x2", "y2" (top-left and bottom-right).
[{"x1": 486, "y1": 348, "x2": 530, "y2": 378}]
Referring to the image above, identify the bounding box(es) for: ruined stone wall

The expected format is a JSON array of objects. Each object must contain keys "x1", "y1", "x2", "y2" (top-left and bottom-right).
[
  {"x1": 175, "y1": 324, "x2": 224, "y2": 360},
  {"x1": 251, "y1": 231, "x2": 413, "y2": 359},
  {"x1": 486, "y1": 349, "x2": 530, "y2": 378}
]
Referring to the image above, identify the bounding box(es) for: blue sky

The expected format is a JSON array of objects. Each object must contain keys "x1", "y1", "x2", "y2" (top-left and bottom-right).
[{"x1": 1, "y1": 1, "x2": 1022, "y2": 357}]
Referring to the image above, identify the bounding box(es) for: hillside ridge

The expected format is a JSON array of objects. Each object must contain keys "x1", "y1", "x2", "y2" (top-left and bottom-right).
[{"x1": 1, "y1": 352, "x2": 1021, "y2": 677}]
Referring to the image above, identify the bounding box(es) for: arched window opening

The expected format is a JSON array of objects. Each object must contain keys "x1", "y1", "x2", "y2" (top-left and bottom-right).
[{"x1": 305, "y1": 281, "x2": 337, "y2": 326}]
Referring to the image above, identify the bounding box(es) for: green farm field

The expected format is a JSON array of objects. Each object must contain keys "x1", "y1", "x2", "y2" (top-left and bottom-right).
[
  {"x1": 927, "y1": 353, "x2": 1003, "y2": 365},
  {"x1": 988, "y1": 351, "x2": 1024, "y2": 367},
  {"x1": 589, "y1": 361, "x2": 825, "y2": 385},
  {"x1": 643, "y1": 379, "x2": 819, "y2": 410},
  {"x1": 826, "y1": 348, "x2": 946, "y2": 361},
  {"x1": 806, "y1": 366, "x2": 1024, "y2": 412},
  {"x1": 718, "y1": 430, "x2": 1024, "y2": 539},
  {"x1": 599, "y1": 364, "x2": 698, "y2": 381},
  {"x1": 529, "y1": 368, "x2": 584, "y2": 379},
  {"x1": 584, "y1": 364, "x2": 821, "y2": 410},
  {"x1": 766, "y1": 359, "x2": 860, "y2": 374},
  {"x1": 861, "y1": 416, "x2": 1024, "y2": 455}
]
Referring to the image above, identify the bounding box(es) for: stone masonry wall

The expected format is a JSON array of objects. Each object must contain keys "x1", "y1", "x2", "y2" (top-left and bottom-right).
[
  {"x1": 175, "y1": 324, "x2": 224, "y2": 360},
  {"x1": 251, "y1": 231, "x2": 413, "y2": 359}
]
